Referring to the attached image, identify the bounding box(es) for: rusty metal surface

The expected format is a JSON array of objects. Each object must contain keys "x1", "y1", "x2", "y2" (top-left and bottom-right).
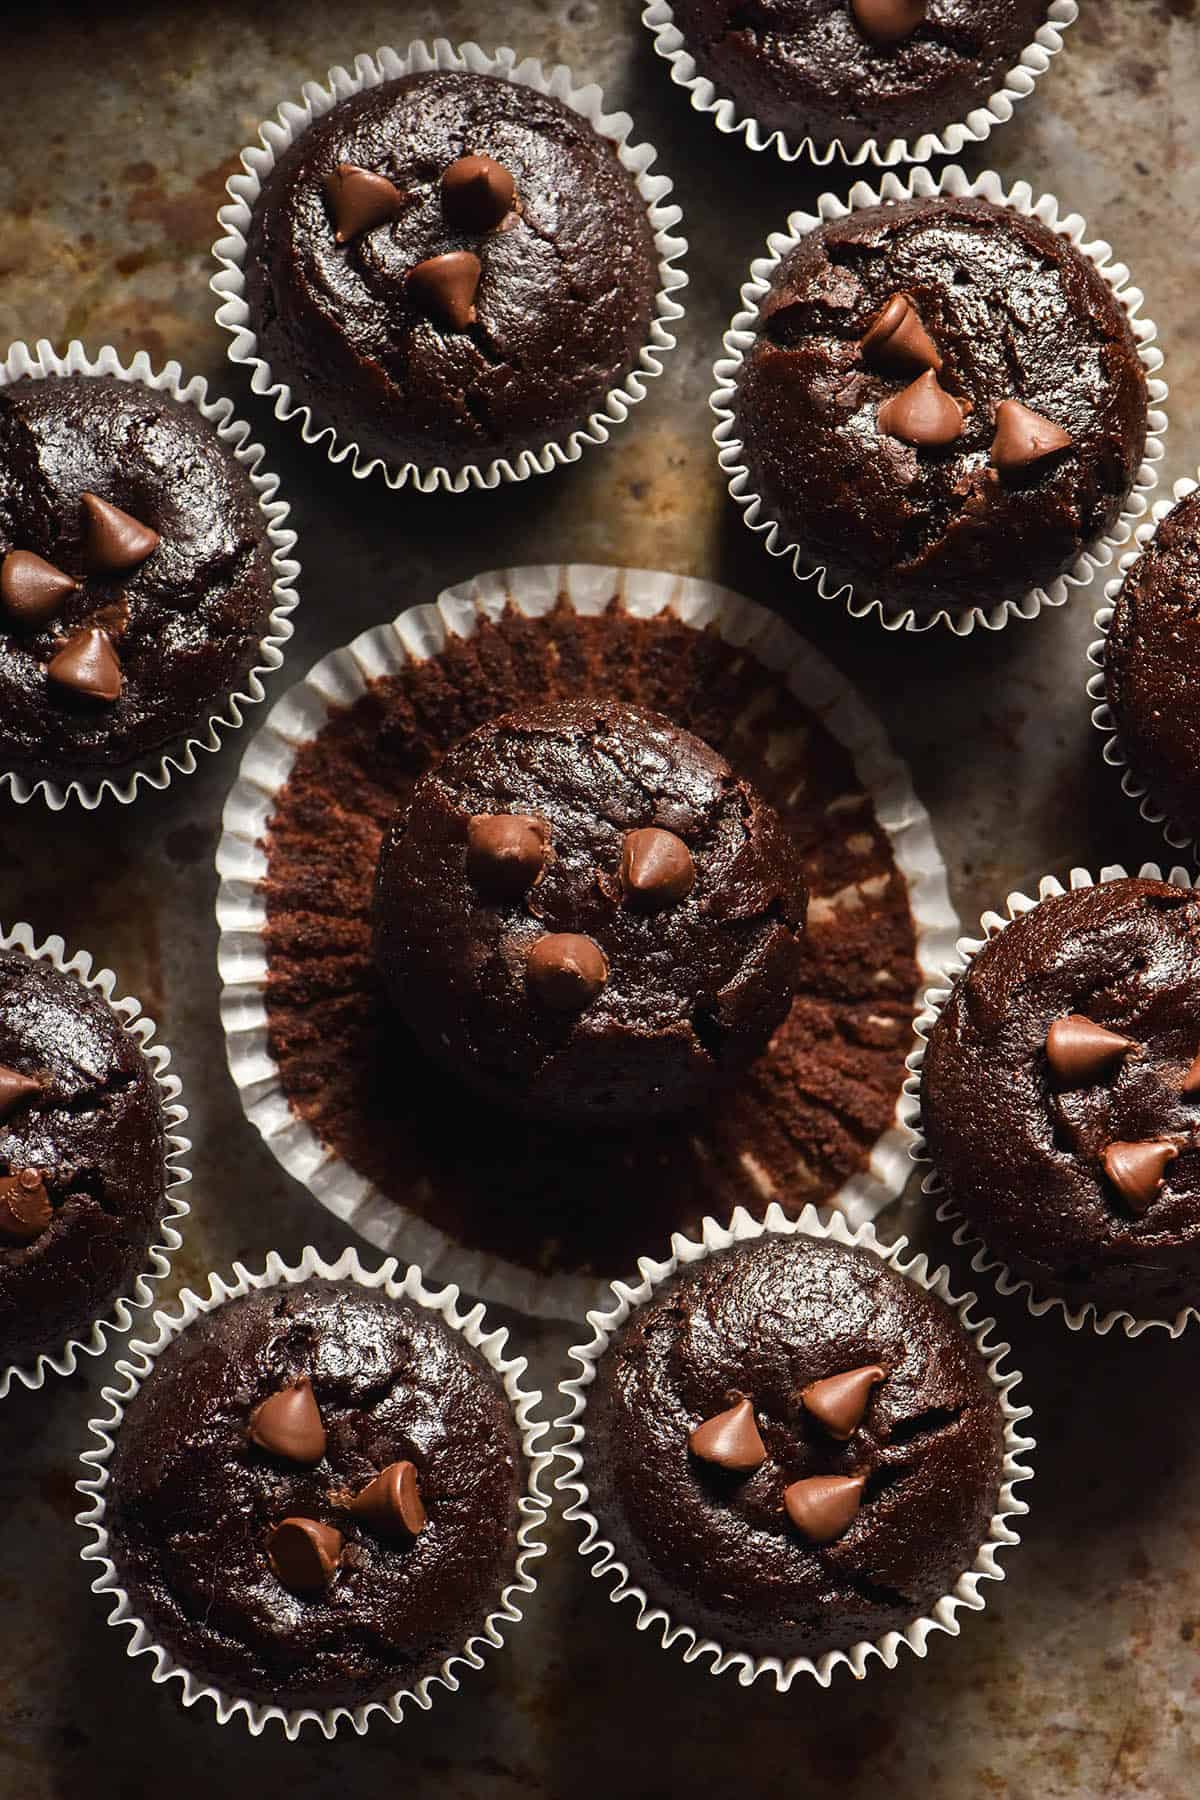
[{"x1": 1, "y1": 1, "x2": 1198, "y2": 1794}]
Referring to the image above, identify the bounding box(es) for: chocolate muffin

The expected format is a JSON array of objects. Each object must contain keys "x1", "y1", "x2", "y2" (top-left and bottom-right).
[
  {"x1": 0, "y1": 373, "x2": 278, "y2": 786},
  {"x1": 920, "y1": 877, "x2": 1200, "y2": 1320},
  {"x1": 1104, "y1": 491, "x2": 1200, "y2": 843},
  {"x1": 729, "y1": 195, "x2": 1148, "y2": 620},
  {"x1": 103, "y1": 1279, "x2": 526, "y2": 1711},
  {"x1": 243, "y1": 71, "x2": 661, "y2": 473},
  {"x1": 669, "y1": 0, "x2": 1052, "y2": 151},
  {"x1": 581, "y1": 1232, "x2": 1005, "y2": 1658},
  {"x1": 0, "y1": 947, "x2": 166, "y2": 1371},
  {"x1": 373, "y1": 699, "x2": 808, "y2": 1122}
]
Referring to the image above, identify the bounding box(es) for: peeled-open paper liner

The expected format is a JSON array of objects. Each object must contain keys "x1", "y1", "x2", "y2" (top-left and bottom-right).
[{"x1": 217, "y1": 563, "x2": 958, "y2": 1320}]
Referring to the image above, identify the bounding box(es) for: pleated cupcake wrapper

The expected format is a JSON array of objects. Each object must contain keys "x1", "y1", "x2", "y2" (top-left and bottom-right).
[
  {"x1": 901, "y1": 862, "x2": 1200, "y2": 1340},
  {"x1": 642, "y1": 0, "x2": 1077, "y2": 167},
  {"x1": 554, "y1": 1202, "x2": 1034, "y2": 1690},
  {"x1": 0, "y1": 920, "x2": 190, "y2": 1399},
  {"x1": 1086, "y1": 474, "x2": 1200, "y2": 857},
  {"x1": 0, "y1": 339, "x2": 300, "y2": 811},
  {"x1": 215, "y1": 563, "x2": 960, "y2": 1322},
  {"x1": 710, "y1": 163, "x2": 1169, "y2": 637},
  {"x1": 75, "y1": 1242, "x2": 552, "y2": 1739},
  {"x1": 211, "y1": 39, "x2": 688, "y2": 495}
]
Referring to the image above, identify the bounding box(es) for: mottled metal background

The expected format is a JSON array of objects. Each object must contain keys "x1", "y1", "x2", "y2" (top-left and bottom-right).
[{"x1": 1, "y1": 1, "x2": 1198, "y2": 1794}]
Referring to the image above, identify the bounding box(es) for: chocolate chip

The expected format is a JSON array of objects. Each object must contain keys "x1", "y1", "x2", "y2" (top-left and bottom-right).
[
  {"x1": 1103, "y1": 1139, "x2": 1177, "y2": 1214},
  {"x1": 526, "y1": 933, "x2": 608, "y2": 1011},
  {"x1": 467, "y1": 813, "x2": 548, "y2": 899},
  {"x1": 860, "y1": 293, "x2": 942, "y2": 375},
  {"x1": 441, "y1": 154, "x2": 516, "y2": 232},
  {"x1": 1045, "y1": 1015, "x2": 1133, "y2": 1089},
  {"x1": 783, "y1": 1473, "x2": 865, "y2": 1544},
  {"x1": 990, "y1": 399, "x2": 1073, "y2": 473},
  {"x1": 0, "y1": 1065, "x2": 40, "y2": 1121},
  {"x1": 1182, "y1": 1051, "x2": 1200, "y2": 1096},
  {"x1": 0, "y1": 1169, "x2": 52, "y2": 1242},
  {"x1": 800, "y1": 1365, "x2": 888, "y2": 1440},
  {"x1": 687, "y1": 1397, "x2": 767, "y2": 1471},
  {"x1": 47, "y1": 628, "x2": 122, "y2": 702},
  {"x1": 877, "y1": 370, "x2": 964, "y2": 448},
  {"x1": 620, "y1": 828, "x2": 696, "y2": 911},
  {"x1": 267, "y1": 1517, "x2": 344, "y2": 1594},
  {"x1": 249, "y1": 1375, "x2": 327, "y2": 1463},
  {"x1": 346, "y1": 1460, "x2": 427, "y2": 1537},
  {"x1": 408, "y1": 251, "x2": 482, "y2": 331},
  {"x1": 850, "y1": 0, "x2": 927, "y2": 43},
  {"x1": 324, "y1": 161, "x2": 406, "y2": 244},
  {"x1": 0, "y1": 550, "x2": 78, "y2": 628},
  {"x1": 80, "y1": 492, "x2": 159, "y2": 573}
]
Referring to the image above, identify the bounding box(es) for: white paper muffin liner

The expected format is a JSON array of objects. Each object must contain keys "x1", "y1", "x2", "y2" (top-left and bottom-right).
[
  {"x1": 642, "y1": 0, "x2": 1077, "y2": 166},
  {"x1": 211, "y1": 39, "x2": 688, "y2": 495},
  {"x1": 711, "y1": 163, "x2": 1169, "y2": 636},
  {"x1": 76, "y1": 1243, "x2": 552, "y2": 1739},
  {"x1": 901, "y1": 863, "x2": 1200, "y2": 1339},
  {"x1": 215, "y1": 563, "x2": 959, "y2": 1322},
  {"x1": 1087, "y1": 474, "x2": 1200, "y2": 856},
  {"x1": 0, "y1": 339, "x2": 300, "y2": 811},
  {"x1": 0, "y1": 920, "x2": 190, "y2": 1399},
  {"x1": 554, "y1": 1202, "x2": 1034, "y2": 1689}
]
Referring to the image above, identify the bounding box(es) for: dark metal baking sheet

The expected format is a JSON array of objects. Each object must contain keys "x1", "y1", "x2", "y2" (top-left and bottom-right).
[{"x1": 0, "y1": 2, "x2": 1196, "y2": 1795}]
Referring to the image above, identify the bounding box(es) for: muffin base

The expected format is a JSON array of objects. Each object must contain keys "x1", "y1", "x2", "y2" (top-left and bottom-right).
[
  {"x1": 76, "y1": 1244, "x2": 551, "y2": 1739},
  {"x1": 217, "y1": 566, "x2": 958, "y2": 1319},
  {"x1": 902, "y1": 863, "x2": 1200, "y2": 1338},
  {"x1": 554, "y1": 1202, "x2": 1034, "y2": 1689}
]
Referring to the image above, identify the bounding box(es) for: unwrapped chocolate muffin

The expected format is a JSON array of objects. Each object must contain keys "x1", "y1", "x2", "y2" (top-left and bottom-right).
[
  {"x1": 373, "y1": 698, "x2": 808, "y2": 1121},
  {"x1": 241, "y1": 69, "x2": 664, "y2": 474},
  {"x1": 725, "y1": 194, "x2": 1149, "y2": 622}
]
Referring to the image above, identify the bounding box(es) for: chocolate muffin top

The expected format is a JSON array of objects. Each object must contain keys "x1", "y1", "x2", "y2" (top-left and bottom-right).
[
  {"x1": 921, "y1": 878, "x2": 1200, "y2": 1319},
  {"x1": 0, "y1": 947, "x2": 166, "y2": 1370},
  {"x1": 373, "y1": 698, "x2": 808, "y2": 1122},
  {"x1": 0, "y1": 373, "x2": 277, "y2": 784},
  {"x1": 1104, "y1": 492, "x2": 1200, "y2": 843},
  {"x1": 583, "y1": 1232, "x2": 1004, "y2": 1657},
  {"x1": 243, "y1": 71, "x2": 661, "y2": 473},
  {"x1": 105, "y1": 1280, "x2": 525, "y2": 1710},
  {"x1": 670, "y1": 0, "x2": 1052, "y2": 151},
  {"x1": 732, "y1": 196, "x2": 1148, "y2": 619}
]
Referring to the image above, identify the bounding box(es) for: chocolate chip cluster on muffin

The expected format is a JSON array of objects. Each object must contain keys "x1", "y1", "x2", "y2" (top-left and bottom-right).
[
  {"x1": 0, "y1": 946, "x2": 167, "y2": 1371},
  {"x1": 1104, "y1": 491, "x2": 1200, "y2": 843},
  {"x1": 582, "y1": 1232, "x2": 1004, "y2": 1657},
  {"x1": 0, "y1": 373, "x2": 277, "y2": 786},
  {"x1": 731, "y1": 195, "x2": 1148, "y2": 619},
  {"x1": 669, "y1": 0, "x2": 1053, "y2": 151},
  {"x1": 920, "y1": 878, "x2": 1200, "y2": 1320},
  {"x1": 104, "y1": 1280, "x2": 526, "y2": 1711},
  {"x1": 373, "y1": 699, "x2": 808, "y2": 1122},
  {"x1": 244, "y1": 71, "x2": 661, "y2": 472}
]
